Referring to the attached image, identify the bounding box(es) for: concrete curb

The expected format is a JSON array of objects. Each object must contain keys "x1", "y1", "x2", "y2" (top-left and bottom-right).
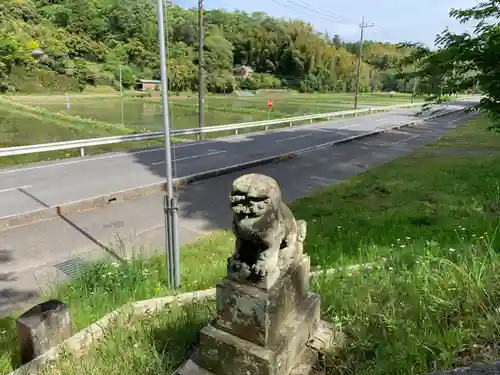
[
  {"x1": 7, "y1": 261, "x2": 386, "y2": 375},
  {"x1": 0, "y1": 107, "x2": 466, "y2": 232}
]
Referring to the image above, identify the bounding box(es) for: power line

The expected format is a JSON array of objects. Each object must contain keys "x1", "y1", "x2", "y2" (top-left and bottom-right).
[
  {"x1": 268, "y1": 0, "x2": 358, "y2": 26},
  {"x1": 286, "y1": 0, "x2": 357, "y2": 25}
]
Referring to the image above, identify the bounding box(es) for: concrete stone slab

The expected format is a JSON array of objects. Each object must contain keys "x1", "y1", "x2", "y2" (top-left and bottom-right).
[
  {"x1": 198, "y1": 293, "x2": 320, "y2": 375},
  {"x1": 215, "y1": 256, "x2": 310, "y2": 348}
]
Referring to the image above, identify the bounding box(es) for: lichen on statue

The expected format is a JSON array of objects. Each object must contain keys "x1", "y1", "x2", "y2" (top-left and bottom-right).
[{"x1": 227, "y1": 173, "x2": 307, "y2": 289}]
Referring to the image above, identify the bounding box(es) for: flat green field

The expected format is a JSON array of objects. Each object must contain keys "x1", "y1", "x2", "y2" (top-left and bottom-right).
[
  {"x1": 1, "y1": 114, "x2": 500, "y2": 375},
  {"x1": 7, "y1": 91, "x2": 417, "y2": 131}
]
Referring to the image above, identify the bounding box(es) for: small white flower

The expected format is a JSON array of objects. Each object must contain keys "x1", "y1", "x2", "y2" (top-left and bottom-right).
[
  {"x1": 400, "y1": 245, "x2": 405, "y2": 248},
  {"x1": 449, "y1": 248, "x2": 456, "y2": 252},
  {"x1": 405, "y1": 236, "x2": 411, "y2": 240}
]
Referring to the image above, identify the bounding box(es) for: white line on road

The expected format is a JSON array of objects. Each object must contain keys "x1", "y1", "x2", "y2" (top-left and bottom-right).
[
  {"x1": 391, "y1": 133, "x2": 422, "y2": 145},
  {"x1": 338, "y1": 123, "x2": 360, "y2": 129},
  {"x1": 151, "y1": 150, "x2": 227, "y2": 166},
  {"x1": 275, "y1": 134, "x2": 313, "y2": 143},
  {"x1": 375, "y1": 118, "x2": 389, "y2": 122},
  {"x1": 0, "y1": 139, "x2": 221, "y2": 176},
  {"x1": 0, "y1": 185, "x2": 32, "y2": 194}
]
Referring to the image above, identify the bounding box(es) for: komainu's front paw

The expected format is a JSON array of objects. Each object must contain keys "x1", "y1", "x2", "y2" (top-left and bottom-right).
[{"x1": 252, "y1": 260, "x2": 268, "y2": 278}]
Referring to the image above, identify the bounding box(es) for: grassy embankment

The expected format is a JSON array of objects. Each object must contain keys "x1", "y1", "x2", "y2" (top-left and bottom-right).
[{"x1": 2, "y1": 114, "x2": 500, "y2": 374}]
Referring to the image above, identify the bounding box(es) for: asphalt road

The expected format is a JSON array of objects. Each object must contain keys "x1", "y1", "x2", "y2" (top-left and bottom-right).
[
  {"x1": 0, "y1": 98, "x2": 478, "y2": 316},
  {"x1": 0, "y1": 104, "x2": 455, "y2": 219}
]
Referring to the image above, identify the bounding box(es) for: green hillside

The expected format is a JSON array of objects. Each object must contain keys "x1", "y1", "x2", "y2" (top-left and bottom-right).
[{"x1": 0, "y1": 0, "x2": 415, "y2": 94}]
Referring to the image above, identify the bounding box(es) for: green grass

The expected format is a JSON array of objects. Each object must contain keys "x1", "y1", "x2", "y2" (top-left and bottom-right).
[
  {"x1": 2, "y1": 114, "x2": 497, "y2": 375},
  {"x1": 318, "y1": 239, "x2": 500, "y2": 375},
  {"x1": 293, "y1": 116, "x2": 500, "y2": 268},
  {"x1": 24, "y1": 243, "x2": 500, "y2": 375},
  {"x1": 40, "y1": 301, "x2": 216, "y2": 375}
]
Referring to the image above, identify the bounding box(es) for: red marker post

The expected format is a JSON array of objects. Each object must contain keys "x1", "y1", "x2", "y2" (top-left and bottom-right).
[{"x1": 267, "y1": 99, "x2": 273, "y2": 121}]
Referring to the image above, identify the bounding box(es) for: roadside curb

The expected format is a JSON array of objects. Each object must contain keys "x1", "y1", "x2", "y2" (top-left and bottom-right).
[
  {"x1": 0, "y1": 107, "x2": 467, "y2": 231},
  {"x1": 7, "y1": 261, "x2": 385, "y2": 375}
]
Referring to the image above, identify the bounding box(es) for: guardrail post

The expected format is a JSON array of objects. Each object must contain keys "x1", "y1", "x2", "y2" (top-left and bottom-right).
[
  {"x1": 353, "y1": 113, "x2": 357, "y2": 117},
  {"x1": 234, "y1": 129, "x2": 239, "y2": 136},
  {"x1": 368, "y1": 108, "x2": 372, "y2": 114},
  {"x1": 289, "y1": 122, "x2": 292, "y2": 127},
  {"x1": 309, "y1": 119, "x2": 313, "y2": 124},
  {"x1": 265, "y1": 125, "x2": 269, "y2": 131},
  {"x1": 80, "y1": 148, "x2": 85, "y2": 157}
]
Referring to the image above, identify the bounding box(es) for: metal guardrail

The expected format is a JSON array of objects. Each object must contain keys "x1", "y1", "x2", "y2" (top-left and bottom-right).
[{"x1": 0, "y1": 102, "x2": 422, "y2": 158}]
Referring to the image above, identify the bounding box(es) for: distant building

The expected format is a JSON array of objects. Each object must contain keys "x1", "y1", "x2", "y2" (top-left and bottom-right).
[
  {"x1": 233, "y1": 65, "x2": 254, "y2": 78},
  {"x1": 135, "y1": 79, "x2": 161, "y2": 91}
]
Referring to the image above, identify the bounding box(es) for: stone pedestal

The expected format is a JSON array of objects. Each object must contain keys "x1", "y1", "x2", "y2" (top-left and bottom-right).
[
  {"x1": 175, "y1": 255, "x2": 328, "y2": 375},
  {"x1": 16, "y1": 300, "x2": 72, "y2": 364}
]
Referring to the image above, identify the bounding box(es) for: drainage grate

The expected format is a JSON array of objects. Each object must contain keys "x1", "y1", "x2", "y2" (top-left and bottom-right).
[{"x1": 54, "y1": 257, "x2": 88, "y2": 279}]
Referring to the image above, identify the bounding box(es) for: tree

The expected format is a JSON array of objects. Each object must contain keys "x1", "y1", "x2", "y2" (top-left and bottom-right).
[
  {"x1": 407, "y1": 1, "x2": 500, "y2": 127},
  {"x1": 1, "y1": 0, "x2": 419, "y2": 93}
]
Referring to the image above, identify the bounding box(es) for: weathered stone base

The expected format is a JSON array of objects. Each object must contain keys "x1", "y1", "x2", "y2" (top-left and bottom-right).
[
  {"x1": 173, "y1": 320, "x2": 340, "y2": 375},
  {"x1": 215, "y1": 255, "x2": 311, "y2": 348},
  {"x1": 174, "y1": 346, "x2": 317, "y2": 375},
  {"x1": 197, "y1": 293, "x2": 319, "y2": 375}
]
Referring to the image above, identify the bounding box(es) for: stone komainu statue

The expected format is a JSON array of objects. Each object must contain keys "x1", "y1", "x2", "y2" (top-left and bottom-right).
[{"x1": 227, "y1": 173, "x2": 307, "y2": 287}]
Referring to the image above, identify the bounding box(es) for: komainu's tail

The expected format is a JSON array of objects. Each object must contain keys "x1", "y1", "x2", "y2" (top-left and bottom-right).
[{"x1": 296, "y1": 220, "x2": 307, "y2": 242}]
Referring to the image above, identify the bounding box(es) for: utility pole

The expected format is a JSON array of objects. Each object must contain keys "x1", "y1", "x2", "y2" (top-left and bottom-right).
[
  {"x1": 156, "y1": 0, "x2": 180, "y2": 288},
  {"x1": 411, "y1": 65, "x2": 417, "y2": 104},
  {"x1": 119, "y1": 66, "x2": 124, "y2": 125},
  {"x1": 198, "y1": 0, "x2": 205, "y2": 140},
  {"x1": 119, "y1": 66, "x2": 123, "y2": 97},
  {"x1": 353, "y1": 16, "x2": 373, "y2": 110}
]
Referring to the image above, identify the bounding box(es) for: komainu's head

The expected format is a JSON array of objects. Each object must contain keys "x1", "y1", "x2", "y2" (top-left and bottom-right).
[{"x1": 229, "y1": 174, "x2": 281, "y2": 219}]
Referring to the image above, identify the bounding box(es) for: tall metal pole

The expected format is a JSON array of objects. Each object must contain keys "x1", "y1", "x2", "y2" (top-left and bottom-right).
[
  {"x1": 156, "y1": 0, "x2": 180, "y2": 288},
  {"x1": 353, "y1": 16, "x2": 373, "y2": 110},
  {"x1": 198, "y1": 0, "x2": 205, "y2": 140}
]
